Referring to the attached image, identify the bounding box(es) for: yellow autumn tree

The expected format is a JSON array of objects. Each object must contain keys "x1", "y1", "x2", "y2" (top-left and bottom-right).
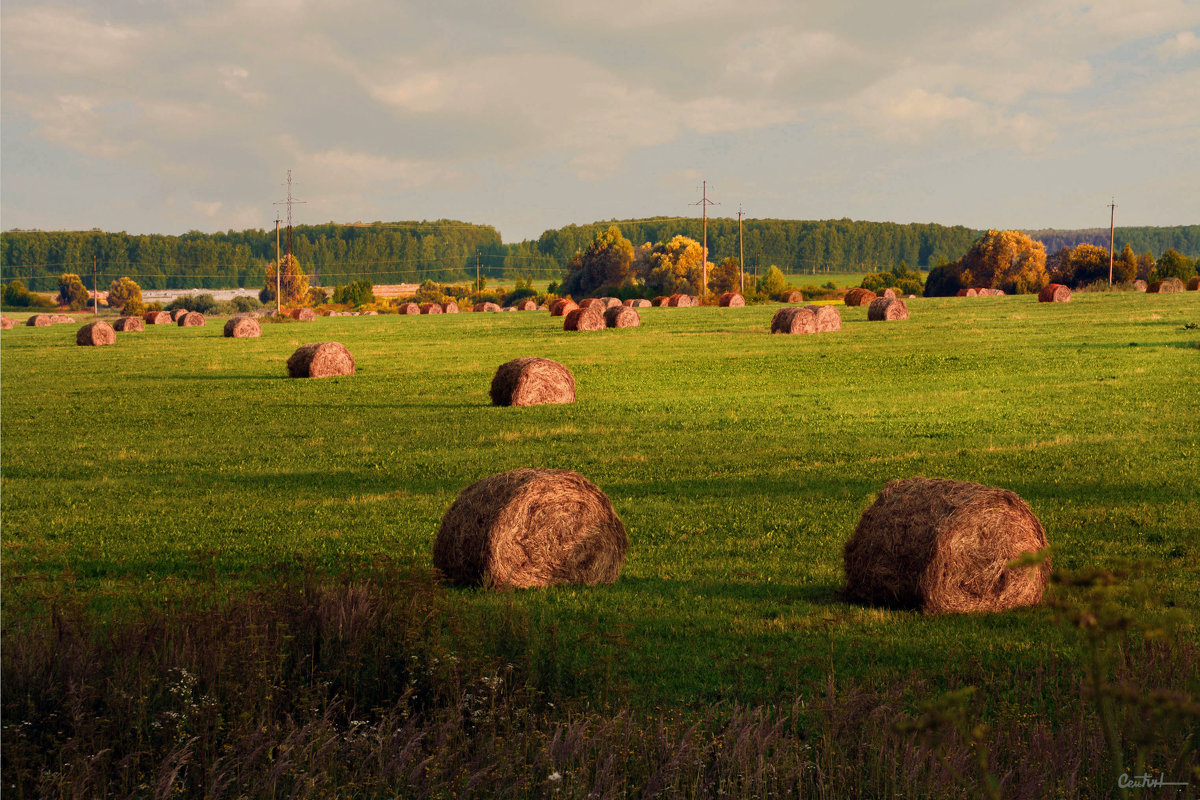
[
  {"x1": 638, "y1": 235, "x2": 711, "y2": 295},
  {"x1": 261, "y1": 254, "x2": 310, "y2": 306},
  {"x1": 955, "y1": 230, "x2": 1048, "y2": 295}
]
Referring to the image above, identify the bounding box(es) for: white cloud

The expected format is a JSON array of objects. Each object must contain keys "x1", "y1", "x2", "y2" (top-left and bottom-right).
[
  {"x1": 725, "y1": 28, "x2": 858, "y2": 84},
  {"x1": 19, "y1": 93, "x2": 140, "y2": 159},
  {"x1": 1, "y1": 8, "x2": 143, "y2": 75},
  {"x1": 1156, "y1": 30, "x2": 1200, "y2": 60}
]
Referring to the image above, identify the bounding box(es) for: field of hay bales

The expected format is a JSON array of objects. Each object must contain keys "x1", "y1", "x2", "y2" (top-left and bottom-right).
[{"x1": 2, "y1": 293, "x2": 1198, "y2": 795}]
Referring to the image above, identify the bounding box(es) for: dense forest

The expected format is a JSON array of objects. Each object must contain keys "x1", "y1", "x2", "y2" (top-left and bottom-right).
[{"x1": 3, "y1": 219, "x2": 1197, "y2": 292}]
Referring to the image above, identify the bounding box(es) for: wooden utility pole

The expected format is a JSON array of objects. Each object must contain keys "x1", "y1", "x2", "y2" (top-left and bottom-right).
[
  {"x1": 1108, "y1": 198, "x2": 1117, "y2": 285},
  {"x1": 738, "y1": 207, "x2": 745, "y2": 295},
  {"x1": 476, "y1": 250, "x2": 480, "y2": 293},
  {"x1": 691, "y1": 181, "x2": 717, "y2": 299},
  {"x1": 275, "y1": 218, "x2": 281, "y2": 315},
  {"x1": 92, "y1": 255, "x2": 99, "y2": 315}
]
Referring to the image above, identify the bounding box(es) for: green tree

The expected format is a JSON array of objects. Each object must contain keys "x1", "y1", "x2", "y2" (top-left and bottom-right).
[
  {"x1": 1113, "y1": 244, "x2": 1138, "y2": 283},
  {"x1": 561, "y1": 226, "x2": 635, "y2": 296},
  {"x1": 4, "y1": 280, "x2": 32, "y2": 307},
  {"x1": 107, "y1": 276, "x2": 143, "y2": 313},
  {"x1": 262, "y1": 254, "x2": 309, "y2": 306},
  {"x1": 332, "y1": 281, "x2": 375, "y2": 306},
  {"x1": 708, "y1": 257, "x2": 743, "y2": 294},
  {"x1": 935, "y1": 230, "x2": 1048, "y2": 295},
  {"x1": 756, "y1": 265, "x2": 788, "y2": 298},
  {"x1": 1153, "y1": 248, "x2": 1196, "y2": 281},
  {"x1": 639, "y1": 235, "x2": 706, "y2": 295},
  {"x1": 56, "y1": 273, "x2": 89, "y2": 310}
]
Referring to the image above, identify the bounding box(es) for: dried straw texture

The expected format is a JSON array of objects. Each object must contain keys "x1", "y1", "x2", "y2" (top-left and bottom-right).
[
  {"x1": 604, "y1": 306, "x2": 641, "y2": 328},
  {"x1": 223, "y1": 317, "x2": 262, "y2": 338},
  {"x1": 625, "y1": 298, "x2": 652, "y2": 307},
  {"x1": 653, "y1": 296, "x2": 670, "y2": 307},
  {"x1": 0, "y1": 315, "x2": 13, "y2": 330},
  {"x1": 806, "y1": 305, "x2": 842, "y2": 332},
  {"x1": 781, "y1": 290, "x2": 803, "y2": 303},
  {"x1": 76, "y1": 320, "x2": 116, "y2": 346},
  {"x1": 144, "y1": 311, "x2": 171, "y2": 324},
  {"x1": 286, "y1": 342, "x2": 355, "y2": 378},
  {"x1": 50, "y1": 315, "x2": 75, "y2": 323},
  {"x1": 719, "y1": 292, "x2": 745, "y2": 307},
  {"x1": 844, "y1": 288, "x2": 877, "y2": 306},
  {"x1": 292, "y1": 308, "x2": 317, "y2": 321},
  {"x1": 956, "y1": 288, "x2": 976, "y2": 297},
  {"x1": 564, "y1": 307, "x2": 605, "y2": 331},
  {"x1": 770, "y1": 307, "x2": 816, "y2": 334},
  {"x1": 982, "y1": 288, "x2": 1006, "y2": 296},
  {"x1": 441, "y1": 301, "x2": 460, "y2": 314},
  {"x1": 667, "y1": 294, "x2": 690, "y2": 307},
  {"x1": 1188, "y1": 276, "x2": 1200, "y2": 291},
  {"x1": 599, "y1": 297, "x2": 621, "y2": 309},
  {"x1": 419, "y1": 303, "x2": 443, "y2": 315},
  {"x1": 578, "y1": 298, "x2": 607, "y2": 313},
  {"x1": 843, "y1": 477, "x2": 1051, "y2": 614},
  {"x1": 398, "y1": 303, "x2": 421, "y2": 315},
  {"x1": 113, "y1": 316, "x2": 144, "y2": 332},
  {"x1": 1133, "y1": 280, "x2": 1148, "y2": 292},
  {"x1": 26, "y1": 315, "x2": 54, "y2": 327},
  {"x1": 489, "y1": 358, "x2": 576, "y2": 407},
  {"x1": 1148, "y1": 279, "x2": 1184, "y2": 294},
  {"x1": 474, "y1": 302, "x2": 501, "y2": 312},
  {"x1": 881, "y1": 288, "x2": 897, "y2": 299},
  {"x1": 363, "y1": 310, "x2": 379, "y2": 315},
  {"x1": 868, "y1": 297, "x2": 909, "y2": 321},
  {"x1": 178, "y1": 312, "x2": 206, "y2": 327},
  {"x1": 433, "y1": 468, "x2": 628, "y2": 589},
  {"x1": 549, "y1": 299, "x2": 578, "y2": 317},
  {"x1": 1038, "y1": 284, "x2": 1071, "y2": 303},
  {"x1": 170, "y1": 309, "x2": 189, "y2": 321},
  {"x1": 515, "y1": 299, "x2": 538, "y2": 311}
]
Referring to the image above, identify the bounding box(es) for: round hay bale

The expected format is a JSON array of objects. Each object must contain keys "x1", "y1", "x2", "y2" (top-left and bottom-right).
[
  {"x1": 473, "y1": 302, "x2": 501, "y2": 312},
  {"x1": 113, "y1": 316, "x2": 144, "y2": 332},
  {"x1": 419, "y1": 302, "x2": 443, "y2": 314},
  {"x1": 223, "y1": 316, "x2": 261, "y2": 338},
  {"x1": 363, "y1": 310, "x2": 379, "y2": 315},
  {"x1": 514, "y1": 299, "x2": 538, "y2": 311},
  {"x1": 50, "y1": 315, "x2": 76, "y2": 323},
  {"x1": 770, "y1": 306, "x2": 816, "y2": 334},
  {"x1": 26, "y1": 315, "x2": 54, "y2": 327},
  {"x1": 504, "y1": 307, "x2": 517, "y2": 312},
  {"x1": 843, "y1": 477, "x2": 1050, "y2": 614},
  {"x1": 178, "y1": 311, "x2": 206, "y2": 327},
  {"x1": 1132, "y1": 279, "x2": 1148, "y2": 292},
  {"x1": 143, "y1": 311, "x2": 171, "y2": 325},
  {"x1": 719, "y1": 292, "x2": 745, "y2": 307},
  {"x1": 287, "y1": 342, "x2": 355, "y2": 378},
  {"x1": 433, "y1": 468, "x2": 628, "y2": 589},
  {"x1": 490, "y1": 357, "x2": 575, "y2": 406},
  {"x1": 550, "y1": 299, "x2": 579, "y2": 317},
  {"x1": 867, "y1": 297, "x2": 909, "y2": 321},
  {"x1": 441, "y1": 301, "x2": 460, "y2": 314},
  {"x1": 170, "y1": 308, "x2": 189, "y2": 321},
  {"x1": 805, "y1": 304, "x2": 842, "y2": 332},
  {"x1": 0, "y1": 314, "x2": 13, "y2": 330},
  {"x1": 653, "y1": 296, "x2": 670, "y2": 307},
  {"x1": 1188, "y1": 276, "x2": 1199, "y2": 291},
  {"x1": 599, "y1": 297, "x2": 622, "y2": 309},
  {"x1": 577, "y1": 298, "x2": 606, "y2": 313},
  {"x1": 667, "y1": 294, "x2": 689, "y2": 307},
  {"x1": 76, "y1": 320, "x2": 116, "y2": 346},
  {"x1": 625, "y1": 298, "x2": 651, "y2": 308},
  {"x1": 844, "y1": 288, "x2": 877, "y2": 306},
  {"x1": 604, "y1": 306, "x2": 641, "y2": 328},
  {"x1": 1148, "y1": 278, "x2": 1184, "y2": 293},
  {"x1": 292, "y1": 307, "x2": 317, "y2": 321},
  {"x1": 881, "y1": 288, "x2": 897, "y2": 299},
  {"x1": 398, "y1": 303, "x2": 421, "y2": 315},
  {"x1": 780, "y1": 290, "x2": 803, "y2": 303},
  {"x1": 564, "y1": 306, "x2": 605, "y2": 331},
  {"x1": 1037, "y1": 284, "x2": 1071, "y2": 303}
]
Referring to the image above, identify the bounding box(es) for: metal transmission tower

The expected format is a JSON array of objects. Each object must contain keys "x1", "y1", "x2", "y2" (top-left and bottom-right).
[
  {"x1": 690, "y1": 181, "x2": 718, "y2": 299},
  {"x1": 273, "y1": 170, "x2": 307, "y2": 304},
  {"x1": 737, "y1": 206, "x2": 745, "y2": 295}
]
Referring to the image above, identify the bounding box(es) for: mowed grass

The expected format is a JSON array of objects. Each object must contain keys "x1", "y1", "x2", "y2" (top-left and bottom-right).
[{"x1": 2, "y1": 293, "x2": 1198, "y2": 708}]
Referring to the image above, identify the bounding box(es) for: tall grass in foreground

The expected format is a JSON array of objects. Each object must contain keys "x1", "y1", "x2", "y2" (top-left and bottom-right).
[{"x1": 4, "y1": 562, "x2": 1196, "y2": 799}]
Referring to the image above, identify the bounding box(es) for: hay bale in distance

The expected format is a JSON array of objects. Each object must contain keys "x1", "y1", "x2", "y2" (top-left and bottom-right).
[
  {"x1": 514, "y1": 299, "x2": 538, "y2": 311},
  {"x1": 0, "y1": 314, "x2": 13, "y2": 330},
  {"x1": 26, "y1": 315, "x2": 54, "y2": 327},
  {"x1": 170, "y1": 308, "x2": 189, "y2": 322},
  {"x1": 578, "y1": 298, "x2": 607, "y2": 313},
  {"x1": 224, "y1": 317, "x2": 261, "y2": 338},
  {"x1": 178, "y1": 311, "x2": 206, "y2": 327},
  {"x1": 490, "y1": 357, "x2": 575, "y2": 407},
  {"x1": 1148, "y1": 278, "x2": 1184, "y2": 293},
  {"x1": 843, "y1": 477, "x2": 1050, "y2": 614},
  {"x1": 50, "y1": 315, "x2": 75, "y2": 323},
  {"x1": 473, "y1": 302, "x2": 501, "y2": 312},
  {"x1": 397, "y1": 303, "x2": 421, "y2": 315},
  {"x1": 844, "y1": 288, "x2": 877, "y2": 306},
  {"x1": 292, "y1": 307, "x2": 316, "y2": 321},
  {"x1": 625, "y1": 298, "x2": 651, "y2": 307},
  {"x1": 433, "y1": 468, "x2": 628, "y2": 589},
  {"x1": 653, "y1": 296, "x2": 670, "y2": 307},
  {"x1": 550, "y1": 299, "x2": 579, "y2": 317},
  {"x1": 719, "y1": 292, "x2": 745, "y2": 307},
  {"x1": 1038, "y1": 284, "x2": 1071, "y2": 302},
  {"x1": 564, "y1": 306, "x2": 605, "y2": 331},
  {"x1": 419, "y1": 302, "x2": 443, "y2": 314},
  {"x1": 144, "y1": 311, "x2": 171, "y2": 325},
  {"x1": 113, "y1": 316, "x2": 145, "y2": 332},
  {"x1": 770, "y1": 306, "x2": 816, "y2": 334},
  {"x1": 599, "y1": 297, "x2": 622, "y2": 309},
  {"x1": 76, "y1": 320, "x2": 116, "y2": 346},
  {"x1": 287, "y1": 342, "x2": 355, "y2": 378},
  {"x1": 867, "y1": 297, "x2": 909, "y2": 321},
  {"x1": 1133, "y1": 279, "x2": 1148, "y2": 292},
  {"x1": 881, "y1": 288, "x2": 897, "y2": 299},
  {"x1": 604, "y1": 306, "x2": 641, "y2": 328},
  {"x1": 780, "y1": 290, "x2": 803, "y2": 303},
  {"x1": 806, "y1": 305, "x2": 842, "y2": 332},
  {"x1": 667, "y1": 294, "x2": 691, "y2": 307},
  {"x1": 441, "y1": 301, "x2": 460, "y2": 314},
  {"x1": 1188, "y1": 276, "x2": 1199, "y2": 291}
]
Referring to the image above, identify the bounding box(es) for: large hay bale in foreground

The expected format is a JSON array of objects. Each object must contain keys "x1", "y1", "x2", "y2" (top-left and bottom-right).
[
  {"x1": 1132, "y1": 279, "x2": 1148, "y2": 292},
  {"x1": 844, "y1": 288, "x2": 877, "y2": 306},
  {"x1": 76, "y1": 320, "x2": 116, "y2": 346},
  {"x1": 514, "y1": 299, "x2": 538, "y2": 311},
  {"x1": 292, "y1": 307, "x2": 316, "y2": 321},
  {"x1": 867, "y1": 297, "x2": 909, "y2": 321},
  {"x1": 474, "y1": 302, "x2": 501, "y2": 312},
  {"x1": 490, "y1": 357, "x2": 575, "y2": 406},
  {"x1": 1148, "y1": 278, "x2": 1184, "y2": 293},
  {"x1": 604, "y1": 306, "x2": 641, "y2": 328},
  {"x1": 26, "y1": 315, "x2": 54, "y2": 327},
  {"x1": 178, "y1": 312, "x2": 205, "y2": 327},
  {"x1": 625, "y1": 298, "x2": 651, "y2": 308},
  {"x1": 719, "y1": 292, "x2": 745, "y2": 307},
  {"x1": 578, "y1": 298, "x2": 607, "y2": 313},
  {"x1": 433, "y1": 469, "x2": 628, "y2": 588},
  {"x1": 419, "y1": 303, "x2": 443, "y2": 315},
  {"x1": 441, "y1": 301, "x2": 460, "y2": 314},
  {"x1": 549, "y1": 299, "x2": 578, "y2": 317},
  {"x1": 843, "y1": 477, "x2": 1050, "y2": 614},
  {"x1": 113, "y1": 316, "x2": 144, "y2": 332},
  {"x1": 170, "y1": 309, "x2": 189, "y2": 321},
  {"x1": 397, "y1": 303, "x2": 420, "y2": 315},
  {"x1": 1038, "y1": 284, "x2": 1071, "y2": 303},
  {"x1": 0, "y1": 315, "x2": 13, "y2": 330},
  {"x1": 144, "y1": 311, "x2": 171, "y2": 325},
  {"x1": 770, "y1": 306, "x2": 816, "y2": 334},
  {"x1": 223, "y1": 316, "x2": 261, "y2": 338},
  {"x1": 781, "y1": 290, "x2": 803, "y2": 303},
  {"x1": 286, "y1": 342, "x2": 355, "y2": 378},
  {"x1": 564, "y1": 306, "x2": 605, "y2": 331},
  {"x1": 806, "y1": 305, "x2": 842, "y2": 332}
]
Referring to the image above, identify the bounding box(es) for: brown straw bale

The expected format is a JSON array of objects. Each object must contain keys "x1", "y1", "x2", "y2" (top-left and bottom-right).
[
  {"x1": 844, "y1": 288, "x2": 877, "y2": 306},
  {"x1": 805, "y1": 305, "x2": 842, "y2": 332},
  {"x1": 170, "y1": 308, "x2": 189, "y2": 321},
  {"x1": 419, "y1": 302, "x2": 443, "y2": 314},
  {"x1": 604, "y1": 306, "x2": 641, "y2": 328},
  {"x1": 113, "y1": 316, "x2": 145, "y2": 332},
  {"x1": 473, "y1": 302, "x2": 502, "y2": 312},
  {"x1": 653, "y1": 296, "x2": 670, "y2": 306},
  {"x1": 550, "y1": 299, "x2": 579, "y2": 317},
  {"x1": 286, "y1": 342, "x2": 355, "y2": 378},
  {"x1": 719, "y1": 292, "x2": 746, "y2": 307},
  {"x1": 433, "y1": 468, "x2": 628, "y2": 589},
  {"x1": 1188, "y1": 276, "x2": 1199, "y2": 291},
  {"x1": 578, "y1": 298, "x2": 607, "y2": 313},
  {"x1": 515, "y1": 299, "x2": 538, "y2": 310},
  {"x1": 490, "y1": 357, "x2": 576, "y2": 407},
  {"x1": 0, "y1": 314, "x2": 13, "y2": 330},
  {"x1": 881, "y1": 288, "x2": 897, "y2": 299},
  {"x1": 178, "y1": 311, "x2": 206, "y2": 327},
  {"x1": 625, "y1": 298, "x2": 651, "y2": 307},
  {"x1": 667, "y1": 294, "x2": 688, "y2": 307},
  {"x1": 867, "y1": 297, "x2": 909, "y2": 321},
  {"x1": 26, "y1": 315, "x2": 54, "y2": 327},
  {"x1": 1037, "y1": 283, "x2": 1071, "y2": 302},
  {"x1": 144, "y1": 311, "x2": 171, "y2": 324},
  {"x1": 770, "y1": 306, "x2": 816, "y2": 334},
  {"x1": 1133, "y1": 279, "x2": 1148, "y2": 291},
  {"x1": 397, "y1": 303, "x2": 421, "y2": 315},
  {"x1": 563, "y1": 306, "x2": 605, "y2": 331},
  {"x1": 780, "y1": 290, "x2": 803, "y2": 303},
  {"x1": 50, "y1": 315, "x2": 76, "y2": 323},
  {"x1": 76, "y1": 320, "x2": 116, "y2": 346},
  {"x1": 441, "y1": 301, "x2": 460, "y2": 313},
  {"x1": 843, "y1": 477, "x2": 1050, "y2": 614},
  {"x1": 223, "y1": 316, "x2": 262, "y2": 338},
  {"x1": 292, "y1": 307, "x2": 317, "y2": 321},
  {"x1": 1148, "y1": 278, "x2": 1184, "y2": 293},
  {"x1": 363, "y1": 310, "x2": 379, "y2": 315}
]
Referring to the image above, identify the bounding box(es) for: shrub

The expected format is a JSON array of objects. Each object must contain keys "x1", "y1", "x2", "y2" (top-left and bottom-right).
[
  {"x1": 860, "y1": 263, "x2": 924, "y2": 296},
  {"x1": 756, "y1": 265, "x2": 788, "y2": 298},
  {"x1": 4, "y1": 280, "x2": 33, "y2": 307},
  {"x1": 167, "y1": 294, "x2": 217, "y2": 314},
  {"x1": 123, "y1": 298, "x2": 148, "y2": 316},
  {"x1": 1153, "y1": 249, "x2": 1196, "y2": 282},
  {"x1": 306, "y1": 286, "x2": 330, "y2": 306},
  {"x1": 57, "y1": 273, "x2": 89, "y2": 310},
  {"x1": 231, "y1": 295, "x2": 260, "y2": 313},
  {"x1": 332, "y1": 280, "x2": 375, "y2": 306},
  {"x1": 106, "y1": 277, "x2": 143, "y2": 313}
]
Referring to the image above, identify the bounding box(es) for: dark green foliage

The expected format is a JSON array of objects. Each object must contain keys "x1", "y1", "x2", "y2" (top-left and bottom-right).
[
  {"x1": 561, "y1": 225, "x2": 634, "y2": 296},
  {"x1": 3, "y1": 279, "x2": 48, "y2": 307},
  {"x1": 231, "y1": 295, "x2": 259, "y2": 312},
  {"x1": 1154, "y1": 249, "x2": 1197, "y2": 281},
  {"x1": 331, "y1": 280, "x2": 375, "y2": 306},
  {"x1": 756, "y1": 265, "x2": 788, "y2": 298},
  {"x1": 306, "y1": 286, "x2": 329, "y2": 306},
  {"x1": 924, "y1": 263, "x2": 964, "y2": 296},
  {"x1": 860, "y1": 262, "x2": 924, "y2": 295},
  {"x1": 1028, "y1": 225, "x2": 1200, "y2": 257},
  {"x1": 166, "y1": 294, "x2": 217, "y2": 313},
  {"x1": 56, "y1": 273, "x2": 89, "y2": 310}
]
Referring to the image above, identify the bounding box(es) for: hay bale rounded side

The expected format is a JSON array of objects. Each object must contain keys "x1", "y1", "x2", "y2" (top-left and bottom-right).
[
  {"x1": 419, "y1": 303, "x2": 443, "y2": 314},
  {"x1": 1038, "y1": 284, "x2": 1071, "y2": 302},
  {"x1": 0, "y1": 314, "x2": 13, "y2": 330},
  {"x1": 50, "y1": 315, "x2": 76, "y2": 323},
  {"x1": 770, "y1": 306, "x2": 816, "y2": 334},
  {"x1": 26, "y1": 315, "x2": 54, "y2": 327},
  {"x1": 653, "y1": 296, "x2": 670, "y2": 306},
  {"x1": 844, "y1": 288, "x2": 877, "y2": 306},
  {"x1": 667, "y1": 294, "x2": 688, "y2": 307},
  {"x1": 1132, "y1": 279, "x2": 1148, "y2": 292},
  {"x1": 224, "y1": 317, "x2": 262, "y2": 338},
  {"x1": 490, "y1": 357, "x2": 575, "y2": 407},
  {"x1": 170, "y1": 308, "x2": 189, "y2": 321},
  {"x1": 397, "y1": 303, "x2": 421, "y2": 315},
  {"x1": 1187, "y1": 276, "x2": 1199, "y2": 291},
  {"x1": 867, "y1": 297, "x2": 909, "y2": 321},
  {"x1": 433, "y1": 468, "x2": 627, "y2": 588},
  {"x1": 843, "y1": 477, "x2": 1050, "y2": 614},
  {"x1": 144, "y1": 311, "x2": 171, "y2": 325},
  {"x1": 515, "y1": 299, "x2": 538, "y2": 311},
  {"x1": 625, "y1": 298, "x2": 651, "y2": 307},
  {"x1": 292, "y1": 307, "x2": 317, "y2": 321},
  {"x1": 881, "y1": 288, "x2": 897, "y2": 299},
  {"x1": 806, "y1": 305, "x2": 842, "y2": 332},
  {"x1": 780, "y1": 290, "x2": 803, "y2": 303},
  {"x1": 600, "y1": 297, "x2": 622, "y2": 309},
  {"x1": 719, "y1": 292, "x2": 745, "y2": 307},
  {"x1": 550, "y1": 299, "x2": 579, "y2": 317},
  {"x1": 286, "y1": 342, "x2": 355, "y2": 378},
  {"x1": 113, "y1": 316, "x2": 145, "y2": 332},
  {"x1": 76, "y1": 320, "x2": 116, "y2": 346},
  {"x1": 578, "y1": 298, "x2": 607, "y2": 313},
  {"x1": 441, "y1": 301, "x2": 460, "y2": 314},
  {"x1": 473, "y1": 302, "x2": 501, "y2": 312},
  {"x1": 564, "y1": 307, "x2": 605, "y2": 331},
  {"x1": 1148, "y1": 278, "x2": 1184, "y2": 293},
  {"x1": 178, "y1": 311, "x2": 206, "y2": 327},
  {"x1": 604, "y1": 306, "x2": 641, "y2": 328}
]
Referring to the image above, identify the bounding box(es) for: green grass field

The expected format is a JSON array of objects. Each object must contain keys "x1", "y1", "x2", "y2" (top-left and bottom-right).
[{"x1": 2, "y1": 294, "x2": 1198, "y2": 709}]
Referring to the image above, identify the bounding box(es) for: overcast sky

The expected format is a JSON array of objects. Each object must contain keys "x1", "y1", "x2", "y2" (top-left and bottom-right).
[{"x1": 2, "y1": 0, "x2": 1197, "y2": 242}]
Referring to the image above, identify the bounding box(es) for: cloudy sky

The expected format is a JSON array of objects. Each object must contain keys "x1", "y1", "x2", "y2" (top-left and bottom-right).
[{"x1": 2, "y1": 0, "x2": 1197, "y2": 242}]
